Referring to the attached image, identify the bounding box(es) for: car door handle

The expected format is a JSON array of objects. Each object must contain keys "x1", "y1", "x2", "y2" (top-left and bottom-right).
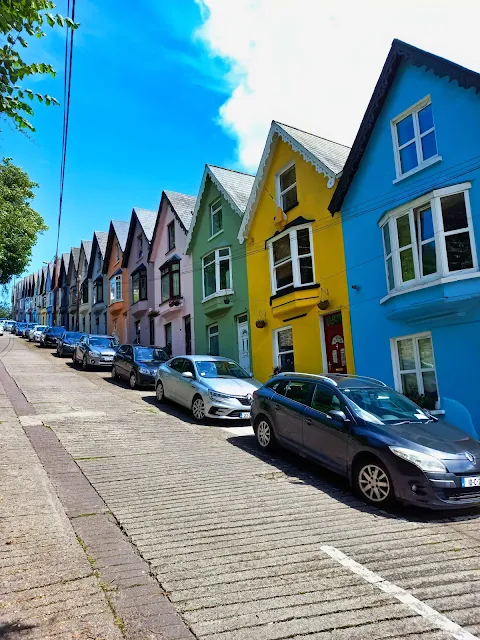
[{"x1": 305, "y1": 418, "x2": 313, "y2": 425}]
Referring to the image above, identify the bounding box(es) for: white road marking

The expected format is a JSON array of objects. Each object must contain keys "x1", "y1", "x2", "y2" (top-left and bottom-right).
[
  {"x1": 221, "y1": 425, "x2": 254, "y2": 436},
  {"x1": 321, "y1": 545, "x2": 479, "y2": 640}
]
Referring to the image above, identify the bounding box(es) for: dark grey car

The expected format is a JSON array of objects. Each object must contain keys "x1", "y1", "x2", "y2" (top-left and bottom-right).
[
  {"x1": 72, "y1": 334, "x2": 119, "y2": 370},
  {"x1": 251, "y1": 373, "x2": 480, "y2": 510}
]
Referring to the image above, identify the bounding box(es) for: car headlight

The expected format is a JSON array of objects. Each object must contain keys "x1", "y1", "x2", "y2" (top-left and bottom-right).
[
  {"x1": 389, "y1": 447, "x2": 447, "y2": 473},
  {"x1": 90, "y1": 350, "x2": 101, "y2": 357},
  {"x1": 139, "y1": 367, "x2": 151, "y2": 375},
  {"x1": 208, "y1": 390, "x2": 233, "y2": 402}
]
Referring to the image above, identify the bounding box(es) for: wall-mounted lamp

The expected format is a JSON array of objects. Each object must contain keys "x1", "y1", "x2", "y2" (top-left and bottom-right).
[{"x1": 351, "y1": 284, "x2": 361, "y2": 291}]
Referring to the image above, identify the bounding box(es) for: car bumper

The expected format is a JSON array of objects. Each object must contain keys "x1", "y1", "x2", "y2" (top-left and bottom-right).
[
  {"x1": 137, "y1": 372, "x2": 156, "y2": 387},
  {"x1": 60, "y1": 344, "x2": 75, "y2": 353},
  {"x1": 205, "y1": 397, "x2": 252, "y2": 420},
  {"x1": 88, "y1": 356, "x2": 114, "y2": 367}
]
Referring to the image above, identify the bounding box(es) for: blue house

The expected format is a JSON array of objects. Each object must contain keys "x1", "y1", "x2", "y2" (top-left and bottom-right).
[{"x1": 330, "y1": 40, "x2": 480, "y2": 437}]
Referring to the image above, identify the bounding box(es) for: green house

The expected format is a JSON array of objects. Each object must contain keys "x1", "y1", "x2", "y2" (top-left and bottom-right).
[{"x1": 185, "y1": 165, "x2": 255, "y2": 371}]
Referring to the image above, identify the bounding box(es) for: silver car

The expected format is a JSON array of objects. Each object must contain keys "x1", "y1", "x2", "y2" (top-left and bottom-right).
[
  {"x1": 29, "y1": 324, "x2": 48, "y2": 341},
  {"x1": 155, "y1": 355, "x2": 261, "y2": 421},
  {"x1": 72, "y1": 334, "x2": 119, "y2": 370}
]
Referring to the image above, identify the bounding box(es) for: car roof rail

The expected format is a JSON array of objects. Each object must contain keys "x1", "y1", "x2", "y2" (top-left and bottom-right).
[
  {"x1": 329, "y1": 373, "x2": 387, "y2": 387},
  {"x1": 275, "y1": 372, "x2": 338, "y2": 386}
]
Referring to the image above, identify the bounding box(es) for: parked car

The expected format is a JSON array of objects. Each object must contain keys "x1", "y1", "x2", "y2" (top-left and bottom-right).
[
  {"x1": 0, "y1": 323, "x2": 3, "y2": 336},
  {"x1": 40, "y1": 326, "x2": 66, "y2": 348},
  {"x1": 72, "y1": 334, "x2": 119, "y2": 370},
  {"x1": 14, "y1": 322, "x2": 26, "y2": 336},
  {"x1": 31, "y1": 325, "x2": 48, "y2": 342},
  {"x1": 5, "y1": 321, "x2": 15, "y2": 332},
  {"x1": 28, "y1": 324, "x2": 48, "y2": 341},
  {"x1": 155, "y1": 355, "x2": 261, "y2": 421},
  {"x1": 56, "y1": 331, "x2": 83, "y2": 357},
  {"x1": 251, "y1": 372, "x2": 480, "y2": 510},
  {"x1": 20, "y1": 323, "x2": 35, "y2": 337},
  {"x1": 112, "y1": 345, "x2": 170, "y2": 389}
]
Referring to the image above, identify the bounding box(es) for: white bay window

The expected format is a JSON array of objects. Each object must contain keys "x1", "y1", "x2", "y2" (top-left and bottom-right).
[
  {"x1": 268, "y1": 225, "x2": 315, "y2": 295},
  {"x1": 202, "y1": 247, "x2": 232, "y2": 300},
  {"x1": 380, "y1": 183, "x2": 477, "y2": 294}
]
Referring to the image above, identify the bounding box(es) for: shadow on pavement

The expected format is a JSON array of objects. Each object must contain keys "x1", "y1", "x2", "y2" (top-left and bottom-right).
[{"x1": 0, "y1": 621, "x2": 37, "y2": 638}]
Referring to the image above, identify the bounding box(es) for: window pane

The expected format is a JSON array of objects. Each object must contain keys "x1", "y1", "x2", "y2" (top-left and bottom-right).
[
  {"x1": 383, "y1": 224, "x2": 391, "y2": 255},
  {"x1": 204, "y1": 251, "x2": 215, "y2": 265},
  {"x1": 311, "y1": 386, "x2": 341, "y2": 414},
  {"x1": 279, "y1": 352, "x2": 295, "y2": 372},
  {"x1": 421, "y1": 131, "x2": 437, "y2": 160},
  {"x1": 441, "y1": 193, "x2": 468, "y2": 232},
  {"x1": 418, "y1": 104, "x2": 434, "y2": 133},
  {"x1": 209, "y1": 334, "x2": 219, "y2": 356},
  {"x1": 280, "y1": 165, "x2": 296, "y2": 191},
  {"x1": 400, "y1": 248, "x2": 415, "y2": 282},
  {"x1": 282, "y1": 186, "x2": 298, "y2": 212},
  {"x1": 386, "y1": 257, "x2": 395, "y2": 290},
  {"x1": 397, "y1": 338, "x2": 415, "y2": 370},
  {"x1": 277, "y1": 327, "x2": 293, "y2": 352},
  {"x1": 445, "y1": 232, "x2": 474, "y2": 271},
  {"x1": 396, "y1": 214, "x2": 411, "y2": 247},
  {"x1": 284, "y1": 381, "x2": 314, "y2": 404},
  {"x1": 272, "y1": 235, "x2": 291, "y2": 264},
  {"x1": 401, "y1": 373, "x2": 419, "y2": 397},
  {"x1": 421, "y1": 241, "x2": 437, "y2": 276},
  {"x1": 419, "y1": 207, "x2": 434, "y2": 241},
  {"x1": 400, "y1": 143, "x2": 418, "y2": 173},
  {"x1": 422, "y1": 371, "x2": 438, "y2": 402},
  {"x1": 299, "y1": 256, "x2": 313, "y2": 284},
  {"x1": 219, "y1": 248, "x2": 229, "y2": 257},
  {"x1": 161, "y1": 274, "x2": 170, "y2": 301},
  {"x1": 219, "y1": 258, "x2": 230, "y2": 289},
  {"x1": 418, "y1": 337, "x2": 434, "y2": 369},
  {"x1": 208, "y1": 324, "x2": 218, "y2": 336},
  {"x1": 172, "y1": 262, "x2": 180, "y2": 272},
  {"x1": 212, "y1": 208, "x2": 222, "y2": 235},
  {"x1": 204, "y1": 261, "x2": 216, "y2": 296},
  {"x1": 297, "y1": 229, "x2": 311, "y2": 255},
  {"x1": 275, "y1": 261, "x2": 293, "y2": 289},
  {"x1": 172, "y1": 271, "x2": 180, "y2": 297},
  {"x1": 396, "y1": 114, "x2": 414, "y2": 146}
]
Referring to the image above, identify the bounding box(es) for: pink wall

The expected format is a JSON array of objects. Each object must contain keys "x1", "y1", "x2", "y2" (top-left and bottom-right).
[{"x1": 149, "y1": 199, "x2": 194, "y2": 355}]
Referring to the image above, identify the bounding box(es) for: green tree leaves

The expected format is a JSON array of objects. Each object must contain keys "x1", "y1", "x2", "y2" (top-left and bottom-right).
[{"x1": 0, "y1": 158, "x2": 47, "y2": 284}]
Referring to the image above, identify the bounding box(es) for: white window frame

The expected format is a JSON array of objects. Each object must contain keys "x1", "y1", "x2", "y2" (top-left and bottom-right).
[
  {"x1": 267, "y1": 223, "x2": 315, "y2": 295},
  {"x1": 202, "y1": 247, "x2": 233, "y2": 301},
  {"x1": 390, "y1": 331, "x2": 439, "y2": 410},
  {"x1": 276, "y1": 160, "x2": 298, "y2": 212},
  {"x1": 391, "y1": 95, "x2": 441, "y2": 182},
  {"x1": 137, "y1": 234, "x2": 143, "y2": 260},
  {"x1": 209, "y1": 199, "x2": 223, "y2": 239},
  {"x1": 380, "y1": 182, "x2": 477, "y2": 297},
  {"x1": 110, "y1": 274, "x2": 122, "y2": 303},
  {"x1": 273, "y1": 326, "x2": 294, "y2": 371},
  {"x1": 115, "y1": 242, "x2": 120, "y2": 263},
  {"x1": 208, "y1": 323, "x2": 219, "y2": 355}
]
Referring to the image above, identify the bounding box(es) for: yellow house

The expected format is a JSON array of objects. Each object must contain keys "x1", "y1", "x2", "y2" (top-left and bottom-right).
[{"x1": 238, "y1": 121, "x2": 354, "y2": 382}]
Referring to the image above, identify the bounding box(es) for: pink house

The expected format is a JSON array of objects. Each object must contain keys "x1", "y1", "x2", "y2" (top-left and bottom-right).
[{"x1": 149, "y1": 191, "x2": 195, "y2": 356}]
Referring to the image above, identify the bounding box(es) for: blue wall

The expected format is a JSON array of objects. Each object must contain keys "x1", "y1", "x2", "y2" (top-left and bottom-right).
[{"x1": 341, "y1": 62, "x2": 480, "y2": 437}]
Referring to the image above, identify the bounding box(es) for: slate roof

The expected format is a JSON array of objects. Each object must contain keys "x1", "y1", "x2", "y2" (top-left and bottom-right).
[
  {"x1": 208, "y1": 165, "x2": 255, "y2": 214},
  {"x1": 132, "y1": 208, "x2": 157, "y2": 242},
  {"x1": 81, "y1": 240, "x2": 93, "y2": 265},
  {"x1": 95, "y1": 231, "x2": 109, "y2": 257},
  {"x1": 329, "y1": 39, "x2": 480, "y2": 213},
  {"x1": 276, "y1": 122, "x2": 350, "y2": 176},
  {"x1": 70, "y1": 247, "x2": 80, "y2": 272},
  {"x1": 111, "y1": 220, "x2": 130, "y2": 251},
  {"x1": 164, "y1": 191, "x2": 196, "y2": 231}
]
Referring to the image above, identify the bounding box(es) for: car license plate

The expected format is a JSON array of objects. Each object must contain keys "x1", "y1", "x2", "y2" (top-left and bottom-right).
[
  {"x1": 102, "y1": 356, "x2": 113, "y2": 362},
  {"x1": 239, "y1": 412, "x2": 250, "y2": 419},
  {"x1": 461, "y1": 476, "x2": 480, "y2": 488}
]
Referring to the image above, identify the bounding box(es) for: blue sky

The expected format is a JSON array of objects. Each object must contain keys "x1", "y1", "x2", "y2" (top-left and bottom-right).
[{"x1": 3, "y1": 0, "x2": 235, "y2": 278}]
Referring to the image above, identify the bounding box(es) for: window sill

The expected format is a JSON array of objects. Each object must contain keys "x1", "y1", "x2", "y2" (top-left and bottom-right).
[
  {"x1": 202, "y1": 289, "x2": 234, "y2": 304},
  {"x1": 165, "y1": 247, "x2": 176, "y2": 255},
  {"x1": 270, "y1": 282, "x2": 320, "y2": 304},
  {"x1": 208, "y1": 230, "x2": 224, "y2": 242},
  {"x1": 380, "y1": 270, "x2": 480, "y2": 304},
  {"x1": 393, "y1": 155, "x2": 442, "y2": 184}
]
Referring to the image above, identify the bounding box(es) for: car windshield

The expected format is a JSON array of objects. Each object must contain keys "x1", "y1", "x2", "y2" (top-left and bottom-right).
[
  {"x1": 50, "y1": 327, "x2": 65, "y2": 335},
  {"x1": 90, "y1": 337, "x2": 117, "y2": 348},
  {"x1": 134, "y1": 347, "x2": 168, "y2": 363},
  {"x1": 35, "y1": 326, "x2": 47, "y2": 330},
  {"x1": 64, "y1": 332, "x2": 82, "y2": 340},
  {"x1": 341, "y1": 387, "x2": 431, "y2": 425},
  {"x1": 195, "y1": 360, "x2": 251, "y2": 379}
]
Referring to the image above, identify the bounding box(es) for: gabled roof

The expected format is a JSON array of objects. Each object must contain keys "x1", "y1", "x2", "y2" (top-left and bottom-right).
[
  {"x1": 185, "y1": 164, "x2": 255, "y2": 253},
  {"x1": 103, "y1": 220, "x2": 130, "y2": 274},
  {"x1": 87, "y1": 231, "x2": 108, "y2": 279},
  {"x1": 122, "y1": 208, "x2": 157, "y2": 267},
  {"x1": 329, "y1": 39, "x2": 480, "y2": 214},
  {"x1": 69, "y1": 247, "x2": 80, "y2": 276},
  {"x1": 80, "y1": 239, "x2": 93, "y2": 267},
  {"x1": 238, "y1": 120, "x2": 350, "y2": 242},
  {"x1": 148, "y1": 190, "x2": 196, "y2": 261}
]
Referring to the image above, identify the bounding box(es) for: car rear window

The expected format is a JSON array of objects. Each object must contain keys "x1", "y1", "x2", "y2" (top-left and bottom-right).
[{"x1": 284, "y1": 380, "x2": 315, "y2": 405}]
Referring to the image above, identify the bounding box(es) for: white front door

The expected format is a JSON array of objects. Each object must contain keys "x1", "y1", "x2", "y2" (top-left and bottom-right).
[{"x1": 237, "y1": 315, "x2": 250, "y2": 371}]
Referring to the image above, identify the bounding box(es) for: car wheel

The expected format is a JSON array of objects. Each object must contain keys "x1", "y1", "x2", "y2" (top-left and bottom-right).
[
  {"x1": 155, "y1": 381, "x2": 165, "y2": 403},
  {"x1": 191, "y1": 395, "x2": 205, "y2": 422},
  {"x1": 353, "y1": 457, "x2": 396, "y2": 508},
  {"x1": 82, "y1": 356, "x2": 89, "y2": 371},
  {"x1": 254, "y1": 417, "x2": 276, "y2": 451},
  {"x1": 111, "y1": 365, "x2": 117, "y2": 380},
  {"x1": 129, "y1": 372, "x2": 137, "y2": 390}
]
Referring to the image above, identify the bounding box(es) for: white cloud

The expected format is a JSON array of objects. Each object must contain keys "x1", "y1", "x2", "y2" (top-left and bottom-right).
[{"x1": 195, "y1": 0, "x2": 480, "y2": 171}]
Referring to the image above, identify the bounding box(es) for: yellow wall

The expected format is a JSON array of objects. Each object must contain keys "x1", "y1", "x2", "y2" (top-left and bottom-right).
[{"x1": 245, "y1": 139, "x2": 354, "y2": 383}]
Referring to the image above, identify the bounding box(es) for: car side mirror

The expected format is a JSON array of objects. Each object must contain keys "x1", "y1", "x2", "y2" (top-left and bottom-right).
[
  {"x1": 329, "y1": 409, "x2": 349, "y2": 423},
  {"x1": 182, "y1": 371, "x2": 193, "y2": 379}
]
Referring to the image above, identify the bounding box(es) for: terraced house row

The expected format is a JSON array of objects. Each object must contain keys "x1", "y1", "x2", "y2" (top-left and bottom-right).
[{"x1": 13, "y1": 40, "x2": 480, "y2": 438}]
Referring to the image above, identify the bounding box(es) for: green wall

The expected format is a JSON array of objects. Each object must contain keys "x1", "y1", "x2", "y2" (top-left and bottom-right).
[{"x1": 191, "y1": 177, "x2": 250, "y2": 365}]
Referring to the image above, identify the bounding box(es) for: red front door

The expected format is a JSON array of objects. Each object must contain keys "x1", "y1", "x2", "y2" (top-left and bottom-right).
[{"x1": 323, "y1": 311, "x2": 347, "y2": 374}]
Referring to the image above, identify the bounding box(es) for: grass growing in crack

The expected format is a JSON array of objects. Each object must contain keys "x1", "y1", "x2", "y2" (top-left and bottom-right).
[
  {"x1": 73, "y1": 455, "x2": 112, "y2": 461},
  {"x1": 75, "y1": 535, "x2": 97, "y2": 569},
  {"x1": 43, "y1": 424, "x2": 52, "y2": 430}
]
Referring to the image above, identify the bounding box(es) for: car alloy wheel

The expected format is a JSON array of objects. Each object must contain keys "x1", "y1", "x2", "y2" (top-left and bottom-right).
[
  {"x1": 82, "y1": 356, "x2": 88, "y2": 371},
  {"x1": 255, "y1": 418, "x2": 275, "y2": 450},
  {"x1": 111, "y1": 366, "x2": 117, "y2": 379},
  {"x1": 129, "y1": 373, "x2": 137, "y2": 390},
  {"x1": 192, "y1": 395, "x2": 205, "y2": 421},
  {"x1": 356, "y1": 461, "x2": 394, "y2": 506},
  {"x1": 155, "y1": 381, "x2": 164, "y2": 402}
]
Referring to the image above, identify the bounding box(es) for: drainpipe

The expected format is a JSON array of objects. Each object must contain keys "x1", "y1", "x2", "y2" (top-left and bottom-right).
[{"x1": 76, "y1": 272, "x2": 81, "y2": 331}]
